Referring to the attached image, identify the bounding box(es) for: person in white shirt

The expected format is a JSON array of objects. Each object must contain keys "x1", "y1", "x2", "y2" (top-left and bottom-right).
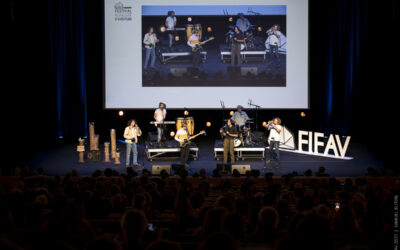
[
  {"x1": 266, "y1": 24, "x2": 282, "y2": 66},
  {"x1": 143, "y1": 27, "x2": 159, "y2": 69},
  {"x1": 266, "y1": 117, "x2": 282, "y2": 166},
  {"x1": 153, "y1": 102, "x2": 167, "y2": 144},
  {"x1": 165, "y1": 11, "x2": 177, "y2": 48},
  {"x1": 174, "y1": 123, "x2": 190, "y2": 167},
  {"x1": 124, "y1": 119, "x2": 142, "y2": 167},
  {"x1": 187, "y1": 30, "x2": 201, "y2": 67}
]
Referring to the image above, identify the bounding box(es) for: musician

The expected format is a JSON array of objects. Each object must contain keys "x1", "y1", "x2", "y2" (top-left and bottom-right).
[
  {"x1": 187, "y1": 29, "x2": 202, "y2": 67},
  {"x1": 266, "y1": 117, "x2": 282, "y2": 166},
  {"x1": 236, "y1": 13, "x2": 251, "y2": 33},
  {"x1": 220, "y1": 119, "x2": 238, "y2": 164},
  {"x1": 231, "y1": 105, "x2": 249, "y2": 128},
  {"x1": 165, "y1": 11, "x2": 177, "y2": 48},
  {"x1": 174, "y1": 123, "x2": 190, "y2": 167},
  {"x1": 266, "y1": 24, "x2": 282, "y2": 65},
  {"x1": 143, "y1": 27, "x2": 159, "y2": 69},
  {"x1": 124, "y1": 119, "x2": 142, "y2": 168},
  {"x1": 154, "y1": 102, "x2": 167, "y2": 145},
  {"x1": 230, "y1": 26, "x2": 246, "y2": 66}
]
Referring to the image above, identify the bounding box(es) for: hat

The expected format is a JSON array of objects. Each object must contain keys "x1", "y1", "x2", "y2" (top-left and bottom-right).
[{"x1": 237, "y1": 105, "x2": 243, "y2": 109}]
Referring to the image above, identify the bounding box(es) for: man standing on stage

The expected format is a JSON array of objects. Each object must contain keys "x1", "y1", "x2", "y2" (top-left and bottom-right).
[
  {"x1": 187, "y1": 29, "x2": 202, "y2": 67},
  {"x1": 143, "y1": 26, "x2": 159, "y2": 69},
  {"x1": 220, "y1": 119, "x2": 238, "y2": 164},
  {"x1": 154, "y1": 102, "x2": 166, "y2": 145},
  {"x1": 266, "y1": 117, "x2": 282, "y2": 166},
  {"x1": 124, "y1": 119, "x2": 142, "y2": 168},
  {"x1": 174, "y1": 123, "x2": 190, "y2": 168},
  {"x1": 165, "y1": 11, "x2": 177, "y2": 48},
  {"x1": 230, "y1": 26, "x2": 246, "y2": 67},
  {"x1": 266, "y1": 24, "x2": 282, "y2": 66}
]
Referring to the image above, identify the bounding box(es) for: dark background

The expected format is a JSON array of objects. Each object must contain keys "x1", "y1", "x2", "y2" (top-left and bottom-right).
[{"x1": 4, "y1": 0, "x2": 397, "y2": 172}]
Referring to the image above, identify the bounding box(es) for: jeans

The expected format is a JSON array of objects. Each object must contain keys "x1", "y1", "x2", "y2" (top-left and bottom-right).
[
  {"x1": 269, "y1": 44, "x2": 280, "y2": 64},
  {"x1": 168, "y1": 33, "x2": 173, "y2": 48},
  {"x1": 126, "y1": 142, "x2": 138, "y2": 166},
  {"x1": 157, "y1": 126, "x2": 163, "y2": 143},
  {"x1": 144, "y1": 47, "x2": 156, "y2": 69},
  {"x1": 269, "y1": 140, "x2": 280, "y2": 162},
  {"x1": 192, "y1": 50, "x2": 201, "y2": 66}
]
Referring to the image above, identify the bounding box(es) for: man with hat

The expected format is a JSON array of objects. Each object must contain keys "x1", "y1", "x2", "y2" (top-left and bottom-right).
[{"x1": 231, "y1": 105, "x2": 249, "y2": 128}]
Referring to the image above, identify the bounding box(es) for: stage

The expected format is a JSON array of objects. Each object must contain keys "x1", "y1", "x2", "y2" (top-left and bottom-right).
[{"x1": 27, "y1": 137, "x2": 384, "y2": 177}]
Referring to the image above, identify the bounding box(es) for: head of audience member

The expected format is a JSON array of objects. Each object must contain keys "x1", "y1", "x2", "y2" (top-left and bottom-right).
[
  {"x1": 202, "y1": 207, "x2": 228, "y2": 237},
  {"x1": 120, "y1": 209, "x2": 148, "y2": 249}
]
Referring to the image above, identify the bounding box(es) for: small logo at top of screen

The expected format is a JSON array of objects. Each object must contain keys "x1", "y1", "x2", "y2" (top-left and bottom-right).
[{"x1": 114, "y1": 2, "x2": 132, "y2": 21}]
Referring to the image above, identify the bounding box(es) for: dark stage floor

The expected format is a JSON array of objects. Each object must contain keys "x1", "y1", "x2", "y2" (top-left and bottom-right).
[{"x1": 28, "y1": 137, "x2": 384, "y2": 177}]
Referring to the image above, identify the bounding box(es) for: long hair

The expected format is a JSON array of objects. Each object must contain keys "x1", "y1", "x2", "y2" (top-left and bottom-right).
[
  {"x1": 272, "y1": 117, "x2": 281, "y2": 125},
  {"x1": 127, "y1": 119, "x2": 136, "y2": 126}
]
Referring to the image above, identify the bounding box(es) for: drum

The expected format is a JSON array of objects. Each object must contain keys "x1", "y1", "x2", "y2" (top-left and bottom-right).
[
  {"x1": 176, "y1": 117, "x2": 195, "y2": 135},
  {"x1": 186, "y1": 24, "x2": 202, "y2": 41},
  {"x1": 234, "y1": 138, "x2": 241, "y2": 147}
]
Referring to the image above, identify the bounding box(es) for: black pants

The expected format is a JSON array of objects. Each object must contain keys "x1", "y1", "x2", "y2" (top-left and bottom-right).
[
  {"x1": 192, "y1": 50, "x2": 201, "y2": 66},
  {"x1": 180, "y1": 144, "x2": 190, "y2": 164},
  {"x1": 269, "y1": 45, "x2": 280, "y2": 64},
  {"x1": 231, "y1": 44, "x2": 241, "y2": 66}
]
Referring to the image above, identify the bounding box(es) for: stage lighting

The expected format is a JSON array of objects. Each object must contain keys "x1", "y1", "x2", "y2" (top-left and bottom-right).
[
  {"x1": 170, "y1": 131, "x2": 175, "y2": 137},
  {"x1": 229, "y1": 17, "x2": 233, "y2": 22},
  {"x1": 262, "y1": 121, "x2": 267, "y2": 127},
  {"x1": 175, "y1": 36, "x2": 180, "y2": 41},
  {"x1": 207, "y1": 27, "x2": 212, "y2": 32},
  {"x1": 206, "y1": 122, "x2": 211, "y2": 127},
  {"x1": 188, "y1": 17, "x2": 192, "y2": 22},
  {"x1": 300, "y1": 111, "x2": 306, "y2": 117},
  {"x1": 184, "y1": 110, "x2": 189, "y2": 116},
  {"x1": 118, "y1": 110, "x2": 124, "y2": 116},
  {"x1": 160, "y1": 26, "x2": 166, "y2": 32},
  {"x1": 229, "y1": 110, "x2": 234, "y2": 116},
  {"x1": 257, "y1": 26, "x2": 262, "y2": 31}
]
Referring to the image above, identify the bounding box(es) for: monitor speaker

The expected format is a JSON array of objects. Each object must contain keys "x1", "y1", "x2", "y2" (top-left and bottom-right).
[
  {"x1": 232, "y1": 164, "x2": 251, "y2": 175},
  {"x1": 151, "y1": 165, "x2": 171, "y2": 175},
  {"x1": 170, "y1": 67, "x2": 187, "y2": 77},
  {"x1": 216, "y1": 163, "x2": 232, "y2": 175},
  {"x1": 241, "y1": 67, "x2": 258, "y2": 76}
]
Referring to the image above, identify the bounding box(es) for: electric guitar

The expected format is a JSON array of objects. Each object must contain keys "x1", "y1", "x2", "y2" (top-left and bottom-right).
[
  {"x1": 191, "y1": 37, "x2": 215, "y2": 52},
  {"x1": 179, "y1": 130, "x2": 206, "y2": 147}
]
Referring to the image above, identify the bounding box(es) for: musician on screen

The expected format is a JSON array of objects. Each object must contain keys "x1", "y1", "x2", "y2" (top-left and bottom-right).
[
  {"x1": 143, "y1": 27, "x2": 159, "y2": 69},
  {"x1": 174, "y1": 122, "x2": 190, "y2": 168},
  {"x1": 266, "y1": 24, "x2": 282, "y2": 66},
  {"x1": 124, "y1": 119, "x2": 142, "y2": 168},
  {"x1": 154, "y1": 102, "x2": 167, "y2": 145},
  {"x1": 266, "y1": 117, "x2": 282, "y2": 166},
  {"x1": 230, "y1": 26, "x2": 246, "y2": 66},
  {"x1": 165, "y1": 11, "x2": 177, "y2": 48},
  {"x1": 220, "y1": 119, "x2": 238, "y2": 164},
  {"x1": 236, "y1": 13, "x2": 251, "y2": 33},
  {"x1": 187, "y1": 29, "x2": 202, "y2": 67}
]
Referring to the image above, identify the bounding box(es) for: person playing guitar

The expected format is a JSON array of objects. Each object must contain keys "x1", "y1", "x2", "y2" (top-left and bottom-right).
[
  {"x1": 187, "y1": 29, "x2": 202, "y2": 67},
  {"x1": 220, "y1": 119, "x2": 238, "y2": 164},
  {"x1": 175, "y1": 123, "x2": 205, "y2": 168},
  {"x1": 230, "y1": 26, "x2": 246, "y2": 66}
]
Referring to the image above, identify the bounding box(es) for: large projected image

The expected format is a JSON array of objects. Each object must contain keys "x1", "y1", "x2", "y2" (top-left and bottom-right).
[
  {"x1": 142, "y1": 6, "x2": 287, "y2": 86},
  {"x1": 104, "y1": 0, "x2": 308, "y2": 109}
]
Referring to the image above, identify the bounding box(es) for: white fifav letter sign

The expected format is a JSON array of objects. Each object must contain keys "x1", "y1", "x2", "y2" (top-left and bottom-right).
[{"x1": 298, "y1": 130, "x2": 351, "y2": 158}]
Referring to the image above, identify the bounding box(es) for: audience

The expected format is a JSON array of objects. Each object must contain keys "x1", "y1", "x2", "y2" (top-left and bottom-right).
[{"x1": 0, "y1": 166, "x2": 397, "y2": 250}]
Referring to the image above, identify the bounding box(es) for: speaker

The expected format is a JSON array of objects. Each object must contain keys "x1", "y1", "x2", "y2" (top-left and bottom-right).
[
  {"x1": 172, "y1": 163, "x2": 185, "y2": 175},
  {"x1": 87, "y1": 150, "x2": 101, "y2": 162},
  {"x1": 151, "y1": 165, "x2": 171, "y2": 175},
  {"x1": 187, "y1": 67, "x2": 200, "y2": 77},
  {"x1": 170, "y1": 67, "x2": 187, "y2": 77},
  {"x1": 216, "y1": 163, "x2": 232, "y2": 175},
  {"x1": 241, "y1": 67, "x2": 258, "y2": 76},
  {"x1": 148, "y1": 131, "x2": 158, "y2": 142},
  {"x1": 232, "y1": 164, "x2": 251, "y2": 175}
]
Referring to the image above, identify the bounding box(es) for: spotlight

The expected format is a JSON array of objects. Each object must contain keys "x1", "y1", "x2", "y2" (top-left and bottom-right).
[
  {"x1": 184, "y1": 110, "x2": 189, "y2": 116},
  {"x1": 206, "y1": 121, "x2": 211, "y2": 127},
  {"x1": 229, "y1": 110, "x2": 234, "y2": 116},
  {"x1": 300, "y1": 111, "x2": 306, "y2": 117},
  {"x1": 228, "y1": 17, "x2": 233, "y2": 22},
  {"x1": 175, "y1": 35, "x2": 180, "y2": 41},
  {"x1": 257, "y1": 26, "x2": 262, "y2": 32},
  {"x1": 187, "y1": 17, "x2": 192, "y2": 22},
  {"x1": 170, "y1": 131, "x2": 175, "y2": 137},
  {"x1": 207, "y1": 27, "x2": 212, "y2": 32},
  {"x1": 262, "y1": 121, "x2": 267, "y2": 127},
  {"x1": 118, "y1": 110, "x2": 124, "y2": 116},
  {"x1": 160, "y1": 26, "x2": 166, "y2": 32}
]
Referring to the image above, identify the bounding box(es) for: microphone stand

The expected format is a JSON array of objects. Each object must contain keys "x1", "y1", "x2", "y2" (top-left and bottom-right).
[{"x1": 248, "y1": 99, "x2": 261, "y2": 131}]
